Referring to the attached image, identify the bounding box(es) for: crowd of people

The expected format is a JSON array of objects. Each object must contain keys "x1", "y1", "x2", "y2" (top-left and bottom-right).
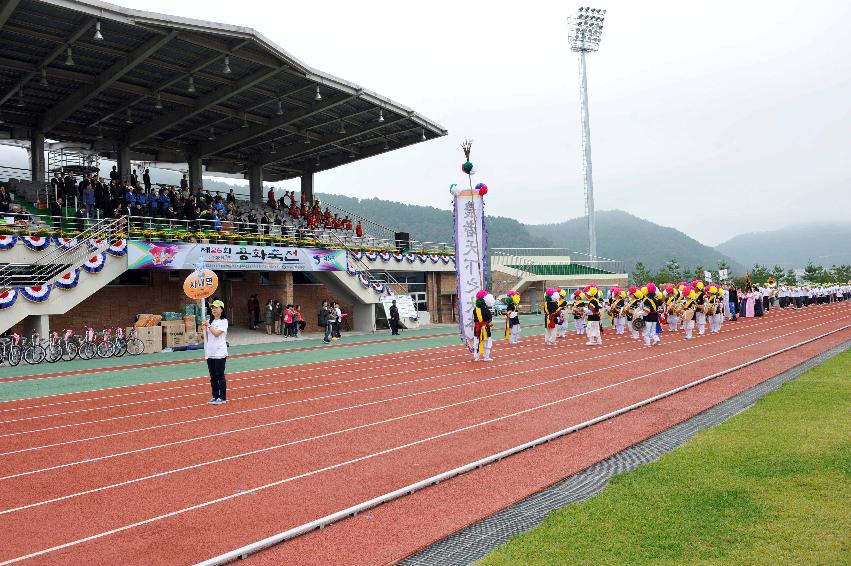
[
  {"x1": 49, "y1": 168, "x2": 364, "y2": 238},
  {"x1": 245, "y1": 295, "x2": 346, "y2": 344},
  {"x1": 467, "y1": 281, "x2": 850, "y2": 362}
]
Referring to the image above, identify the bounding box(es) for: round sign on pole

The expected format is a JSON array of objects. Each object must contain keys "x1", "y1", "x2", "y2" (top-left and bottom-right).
[{"x1": 183, "y1": 269, "x2": 219, "y2": 299}]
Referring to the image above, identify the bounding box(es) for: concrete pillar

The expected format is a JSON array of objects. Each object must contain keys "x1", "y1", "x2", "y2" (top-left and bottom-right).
[
  {"x1": 352, "y1": 303, "x2": 376, "y2": 333},
  {"x1": 300, "y1": 172, "x2": 314, "y2": 204},
  {"x1": 23, "y1": 314, "x2": 49, "y2": 340},
  {"x1": 188, "y1": 155, "x2": 203, "y2": 191},
  {"x1": 30, "y1": 130, "x2": 46, "y2": 185},
  {"x1": 248, "y1": 164, "x2": 263, "y2": 205},
  {"x1": 117, "y1": 145, "x2": 131, "y2": 182}
]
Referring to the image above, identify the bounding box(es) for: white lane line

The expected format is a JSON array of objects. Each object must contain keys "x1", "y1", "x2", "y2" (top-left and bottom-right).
[
  {"x1": 3, "y1": 321, "x2": 845, "y2": 566},
  {"x1": 0, "y1": 308, "x2": 836, "y2": 459},
  {"x1": 0, "y1": 333, "x2": 459, "y2": 404},
  {"x1": 1, "y1": 319, "x2": 842, "y2": 513}
]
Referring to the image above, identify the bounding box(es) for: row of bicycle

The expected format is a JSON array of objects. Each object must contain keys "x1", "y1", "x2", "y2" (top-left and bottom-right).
[{"x1": 0, "y1": 327, "x2": 145, "y2": 366}]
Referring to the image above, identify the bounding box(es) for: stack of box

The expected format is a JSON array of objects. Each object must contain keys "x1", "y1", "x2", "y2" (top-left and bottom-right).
[
  {"x1": 129, "y1": 326, "x2": 163, "y2": 354},
  {"x1": 161, "y1": 319, "x2": 185, "y2": 348}
]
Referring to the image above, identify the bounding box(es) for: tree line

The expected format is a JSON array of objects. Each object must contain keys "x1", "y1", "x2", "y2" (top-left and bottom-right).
[{"x1": 630, "y1": 258, "x2": 851, "y2": 287}]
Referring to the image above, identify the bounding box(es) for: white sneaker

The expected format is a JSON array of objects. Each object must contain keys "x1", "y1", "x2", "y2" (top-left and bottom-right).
[
  {"x1": 207, "y1": 398, "x2": 216, "y2": 404},
  {"x1": 482, "y1": 357, "x2": 494, "y2": 362},
  {"x1": 212, "y1": 398, "x2": 226, "y2": 405}
]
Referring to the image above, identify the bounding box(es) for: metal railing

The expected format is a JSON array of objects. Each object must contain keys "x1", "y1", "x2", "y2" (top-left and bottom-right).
[
  {"x1": 0, "y1": 216, "x2": 126, "y2": 288},
  {"x1": 491, "y1": 247, "x2": 625, "y2": 275},
  {"x1": 326, "y1": 230, "x2": 403, "y2": 296}
]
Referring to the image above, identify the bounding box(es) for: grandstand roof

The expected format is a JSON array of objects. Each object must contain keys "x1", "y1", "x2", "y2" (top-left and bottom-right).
[{"x1": 0, "y1": 0, "x2": 447, "y2": 181}]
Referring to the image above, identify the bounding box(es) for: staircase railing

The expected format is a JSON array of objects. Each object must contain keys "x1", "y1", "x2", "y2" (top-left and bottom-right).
[
  {"x1": 326, "y1": 230, "x2": 403, "y2": 295},
  {"x1": 0, "y1": 216, "x2": 126, "y2": 289}
]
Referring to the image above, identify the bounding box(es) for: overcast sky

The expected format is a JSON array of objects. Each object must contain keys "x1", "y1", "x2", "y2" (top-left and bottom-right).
[{"x1": 7, "y1": 0, "x2": 851, "y2": 245}]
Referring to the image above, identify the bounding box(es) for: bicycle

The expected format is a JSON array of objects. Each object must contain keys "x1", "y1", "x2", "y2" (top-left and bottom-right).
[
  {"x1": 46, "y1": 329, "x2": 78, "y2": 363},
  {"x1": 0, "y1": 334, "x2": 22, "y2": 366},
  {"x1": 116, "y1": 327, "x2": 145, "y2": 356},
  {"x1": 23, "y1": 332, "x2": 46, "y2": 364}
]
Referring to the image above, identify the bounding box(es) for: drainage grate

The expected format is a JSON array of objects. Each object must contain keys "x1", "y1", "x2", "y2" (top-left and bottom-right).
[{"x1": 399, "y1": 340, "x2": 851, "y2": 566}]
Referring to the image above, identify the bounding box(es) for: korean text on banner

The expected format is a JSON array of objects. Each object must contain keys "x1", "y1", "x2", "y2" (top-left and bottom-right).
[{"x1": 453, "y1": 192, "x2": 488, "y2": 343}]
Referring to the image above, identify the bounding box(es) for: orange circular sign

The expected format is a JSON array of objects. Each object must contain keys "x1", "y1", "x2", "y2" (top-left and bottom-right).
[{"x1": 183, "y1": 269, "x2": 219, "y2": 299}]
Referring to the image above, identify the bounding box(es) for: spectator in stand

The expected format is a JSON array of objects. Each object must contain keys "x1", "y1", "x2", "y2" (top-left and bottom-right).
[
  {"x1": 267, "y1": 187, "x2": 276, "y2": 209},
  {"x1": 82, "y1": 182, "x2": 95, "y2": 218},
  {"x1": 51, "y1": 171, "x2": 62, "y2": 198},
  {"x1": 0, "y1": 186, "x2": 9, "y2": 214},
  {"x1": 63, "y1": 170, "x2": 77, "y2": 203},
  {"x1": 180, "y1": 174, "x2": 188, "y2": 191},
  {"x1": 227, "y1": 189, "x2": 236, "y2": 206},
  {"x1": 137, "y1": 188, "x2": 149, "y2": 216},
  {"x1": 264, "y1": 299, "x2": 274, "y2": 335},
  {"x1": 355, "y1": 221, "x2": 363, "y2": 238},
  {"x1": 124, "y1": 186, "x2": 136, "y2": 209},
  {"x1": 143, "y1": 168, "x2": 152, "y2": 191},
  {"x1": 49, "y1": 196, "x2": 63, "y2": 228},
  {"x1": 74, "y1": 204, "x2": 87, "y2": 232},
  {"x1": 109, "y1": 165, "x2": 120, "y2": 182},
  {"x1": 131, "y1": 169, "x2": 139, "y2": 188},
  {"x1": 158, "y1": 188, "x2": 171, "y2": 217},
  {"x1": 95, "y1": 177, "x2": 109, "y2": 216},
  {"x1": 343, "y1": 216, "x2": 352, "y2": 231}
]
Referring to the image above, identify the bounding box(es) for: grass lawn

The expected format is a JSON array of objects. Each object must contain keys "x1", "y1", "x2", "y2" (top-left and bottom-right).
[{"x1": 478, "y1": 350, "x2": 851, "y2": 566}]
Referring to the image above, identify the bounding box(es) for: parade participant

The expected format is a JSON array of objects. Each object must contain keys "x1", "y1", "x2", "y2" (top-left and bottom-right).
[
  {"x1": 642, "y1": 283, "x2": 661, "y2": 347},
  {"x1": 705, "y1": 284, "x2": 721, "y2": 333},
  {"x1": 625, "y1": 287, "x2": 641, "y2": 340},
  {"x1": 543, "y1": 288, "x2": 563, "y2": 346},
  {"x1": 472, "y1": 290, "x2": 495, "y2": 361},
  {"x1": 504, "y1": 291, "x2": 522, "y2": 344},
  {"x1": 572, "y1": 289, "x2": 587, "y2": 336},
  {"x1": 693, "y1": 280, "x2": 707, "y2": 335},
  {"x1": 557, "y1": 289, "x2": 570, "y2": 338},
  {"x1": 681, "y1": 285, "x2": 698, "y2": 339},
  {"x1": 609, "y1": 288, "x2": 627, "y2": 335},
  {"x1": 664, "y1": 285, "x2": 680, "y2": 332},
  {"x1": 585, "y1": 285, "x2": 604, "y2": 346}
]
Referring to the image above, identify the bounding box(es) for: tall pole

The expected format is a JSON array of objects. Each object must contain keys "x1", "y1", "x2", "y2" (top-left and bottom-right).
[{"x1": 578, "y1": 51, "x2": 596, "y2": 261}]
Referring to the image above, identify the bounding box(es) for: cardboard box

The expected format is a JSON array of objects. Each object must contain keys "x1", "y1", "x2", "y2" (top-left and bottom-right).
[
  {"x1": 131, "y1": 326, "x2": 161, "y2": 341},
  {"x1": 143, "y1": 334, "x2": 163, "y2": 354},
  {"x1": 164, "y1": 333, "x2": 185, "y2": 348},
  {"x1": 161, "y1": 320, "x2": 185, "y2": 333},
  {"x1": 184, "y1": 331, "x2": 200, "y2": 345}
]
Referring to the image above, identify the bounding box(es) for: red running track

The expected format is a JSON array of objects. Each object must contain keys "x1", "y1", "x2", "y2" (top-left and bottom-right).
[{"x1": 0, "y1": 304, "x2": 849, "y2": 565}]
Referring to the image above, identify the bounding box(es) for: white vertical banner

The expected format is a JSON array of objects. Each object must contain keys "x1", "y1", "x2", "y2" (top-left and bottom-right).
[{"x1": 453, "y1": 190, "x2": 488, "y2": 343}]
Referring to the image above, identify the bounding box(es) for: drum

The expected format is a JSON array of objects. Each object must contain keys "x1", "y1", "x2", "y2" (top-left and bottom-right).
[
  {"x1": 632, "y1": 318, "x2": 646, "y2": 330},
  {"x1": 683, "y1": 308, "x2": 695, "y2": 322}
]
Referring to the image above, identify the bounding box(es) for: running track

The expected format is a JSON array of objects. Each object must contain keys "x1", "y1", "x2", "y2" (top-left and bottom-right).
[{"x1": 0, "y1": 304, "x2": 849, "y2": 565}]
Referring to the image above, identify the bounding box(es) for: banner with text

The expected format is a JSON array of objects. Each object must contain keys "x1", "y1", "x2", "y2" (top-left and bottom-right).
[
  {"x1": 128, "y1": 241, "x2": 346, "y2": 271},
  {"x1": 453, "y1": 191, "x2": 489, "y2": 343}
]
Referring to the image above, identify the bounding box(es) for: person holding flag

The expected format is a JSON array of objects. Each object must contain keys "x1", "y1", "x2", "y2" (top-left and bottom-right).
[{"x1": 472, "y1": 290, "x2": 495, "y2": 362}]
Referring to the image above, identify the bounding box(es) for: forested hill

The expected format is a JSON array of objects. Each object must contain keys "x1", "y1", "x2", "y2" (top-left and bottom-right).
[
  {"x1": 716, "y1": 223, "x2": 851, "y2": 270},
  {"x1": 318, "y1": 194, "x2": 743, "y2": 274}
]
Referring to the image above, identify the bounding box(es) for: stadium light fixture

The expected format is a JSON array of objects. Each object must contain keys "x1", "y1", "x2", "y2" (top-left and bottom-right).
[
  {"x1": 378, "y1": 108, "x2": 384, "y2": 123},
  {"x1": 222, "y1": 56, "x2": 231, "y2": 74},
  {"x1": 270, "y1": 143, "x2": 277, "y2": 154},
  {"x1": 241, "y1": 112, "x2": 249, "y2": 128},
  {"x1": 155, "y1": 91, "x2": 163, "y2": 109},
  {"x1": 65, "y1": 47, "x2": 75, "y2": 66},
  {"x1": 338, "y1": 119, "x2": 346, "y2": 134},
  {"x1": 93, "y1": 20, "x2": 104, "y2": 41},
  {"x1": 421, "y1": 128, "x2": 426, "y2": 141},
  {"x1": 40, "y1": 68, "x2": 48, "y2": 87},
  {"x1": 96, "y1": 125, "x2": 103, "y2": 139},
  {"x1": 315, "y1": 86, "x2": 322, "y2": 101},
  {"x1": 315, "y1": 155, "x2": 320, "y2": 166},
  {"x1": 16, "y1": 87, "x2": 23, "y2": 107},
  {"x1": 187, "y1": 75, "x2": 196, "y2": 93},
  {"x1": 208, "y1": 127, "x2": 215, "y2": 140},
  {"x1": 304, "y1": 134, "x2": 311, "y2": 144},
  {"x1": 125, "y1": 108, "x2": 133, "y2": 125},
  {"x1": 383, "y1": 137, "x2": 389, "y2": 150},
  {"x1": 567, "y1": 6, "x2": 607, "y2": 260},
  {"x1": 276, "y1": 98, "x2": 284, "y2": 115}
]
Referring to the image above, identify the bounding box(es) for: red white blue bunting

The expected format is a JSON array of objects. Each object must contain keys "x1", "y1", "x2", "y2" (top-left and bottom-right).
[
  {"x1": 378, "y1": 252, "x2": 391, "y2": 262},
  {"x1": 372, "y1": 281, "x2": 387, "y2": 294},
  {"x1": 358, "y1": 273, "x2": 371, "y2": 288},
  {"x1": 21, "y1": 284, "x2": 52, "y2": 302},
  {"x1": 54, "y1": 267, "x2": 81, "y2": 290},
  {"x1": 392, "y1": 252, "x2": 404, "y2": 262},
  {"x1": 0, "y1": 235, "x2": 17, "y2": 250},
  {"x1": 346, "y1": 264, "x2": 359, "y2": 276},
  {"x1": 87, "y1": 238, "x2": 107, "y2": 251},
  {"x1": 404, "y1": 253, "x2": 416, "y2": 263},
  {"x1": 365, "y1": 251, "x2": 378, "y2": 262},
  {"x1": 21, "y1": 235, "x2": 51, "y2": 251},
  {"x1": 82, "y1": 252, "x2": 107, "y2": 273},
  {"x1": 350, "y1": 251, "x2": 363, "y2": 261},
  {"x1": 441, "y1": 255, "x2": 452, "y2": 264},
  {"x1": 429, "y1": 254, "x2": 440, "y2": 263},
  {"x1": 0, "y1": 288, "x2": 18, "y2": 309},
  {"x1": 54, "y1": 237, "x2": 79, "y2": 251},
  {"x1": 107, "y1": 239, "x2": 127, "y2": 257}
]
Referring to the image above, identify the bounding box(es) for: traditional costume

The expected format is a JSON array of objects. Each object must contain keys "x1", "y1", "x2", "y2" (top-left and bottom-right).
[
  {"x1": 472, "y1": 290, "x2": 495, "y2": 362},
  {"x1": 585, "y1": 285, "x2": 603, "y2": 346},
  {"x1": 557, "y1": 289, "x2": 570, "y2": 338},
  {"x1": 664, "y1": 285, "x2": 681, "y2": 332},
  {"x1": 504, "y1": 291, "x2": 521, "y2": 344},
  {"x1": 572, "y1": 290, "x2": 587, "y2": 336},
  {"x1": 543, "y1": 288, "x2": 563, "y2": 346},
  {"x1": 681, "y1": 285, "x2": 698, "y2": 339},
  {"x1": 641, "y1": 284, "x2": 661, "y2": 346},
  {"x1": 693, "y1": 280, "x2": 707, "y2": 335},
  {"x1": 609, "y1": 288, "x2": 626, "y2": 335},
  {"x1": 625, "y1": 287, "x2": 641, "y2": 340}
]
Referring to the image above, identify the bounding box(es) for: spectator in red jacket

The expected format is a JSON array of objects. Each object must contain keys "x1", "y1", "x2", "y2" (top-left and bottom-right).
[{"x1": 355, "y1": 221, "x2": 363, "y2": 238}]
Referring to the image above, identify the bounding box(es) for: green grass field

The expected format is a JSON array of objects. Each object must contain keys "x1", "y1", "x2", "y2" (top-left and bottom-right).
[{"x1": 478, "y1": 350, "x2": 851, "y2": 566}]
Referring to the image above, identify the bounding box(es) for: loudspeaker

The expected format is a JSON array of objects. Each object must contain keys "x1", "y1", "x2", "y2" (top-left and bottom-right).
[{"x1": 394, "y1": 231, "x2": 410, "y2": 253}]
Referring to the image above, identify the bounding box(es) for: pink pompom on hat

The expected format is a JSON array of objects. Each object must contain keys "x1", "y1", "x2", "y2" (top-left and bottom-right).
[
  {"x1": 646, "y1": 283, "x2": 657, "y2": 294},
  {"x1": 475, "y1": 290, "x2": 488, "y2": 299}
]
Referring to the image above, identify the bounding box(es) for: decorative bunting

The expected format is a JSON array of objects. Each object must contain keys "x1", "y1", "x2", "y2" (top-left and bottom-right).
[
  {"x1": 21, "y1": 284, "x2": 52, "y2": 302},
  {"x1": 392, "y1": 252, "x2": 404, "y2": 262},
  {"x1": 54, "y1": 237, "x2": 79, "y2": 251},
  {"x1": 441, "y1": 255, "x2": 452, "y2": 264},
  {"x1": 365, "y1": 251, "x2": 378, "y2": 262},
  {"x1": 21, "y1": 235, "x2": 51, "y2": 251},
  {"x1": 350, "y1": 251, "x2": 363, "y2": 261},
  {"x1": 358, "y1": 273, "x2": 371, "y2": 288},
  {"x1": 81, "y1": 252, "x2": 107, "y2": 273},
  {"x1": 107, "y1": 240, "x2": 127, "y2": 257},
  {"x1": 404, "y1": 253, "x2": 416, "y2": 263},
  {"x1": 54, "y1": 267, "x2": 81, "y2": 290},
  {"x1": 0, "y1": 235, "x2": 17, "y2": 250},
  {"x1": 346, "y1": 264, "x2": 359, "y2": 276},
  {"x1": 378, "y1": 251, "x2": 391, "y2": 262},
  {"x1": 0, "y1": 288, "x2": 18, "y2": 309}
]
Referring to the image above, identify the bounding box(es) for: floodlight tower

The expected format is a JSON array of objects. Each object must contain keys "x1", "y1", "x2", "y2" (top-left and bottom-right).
[{"x1": 567, "y1": 7, "x2": 606, "y2": 261}]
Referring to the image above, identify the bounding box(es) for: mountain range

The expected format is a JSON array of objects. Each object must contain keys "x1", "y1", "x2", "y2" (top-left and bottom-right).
[{"x1": 715, "y1": 223, "x2": 851, "y2": 270}]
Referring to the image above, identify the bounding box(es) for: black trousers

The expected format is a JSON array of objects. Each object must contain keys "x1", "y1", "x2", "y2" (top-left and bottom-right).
[
  {"x1": 207, "y1": 357, "x2": 227, "y2": 400},
  {"x1": 390, "y1": 319, "x2": 400, "y2": 335}
]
